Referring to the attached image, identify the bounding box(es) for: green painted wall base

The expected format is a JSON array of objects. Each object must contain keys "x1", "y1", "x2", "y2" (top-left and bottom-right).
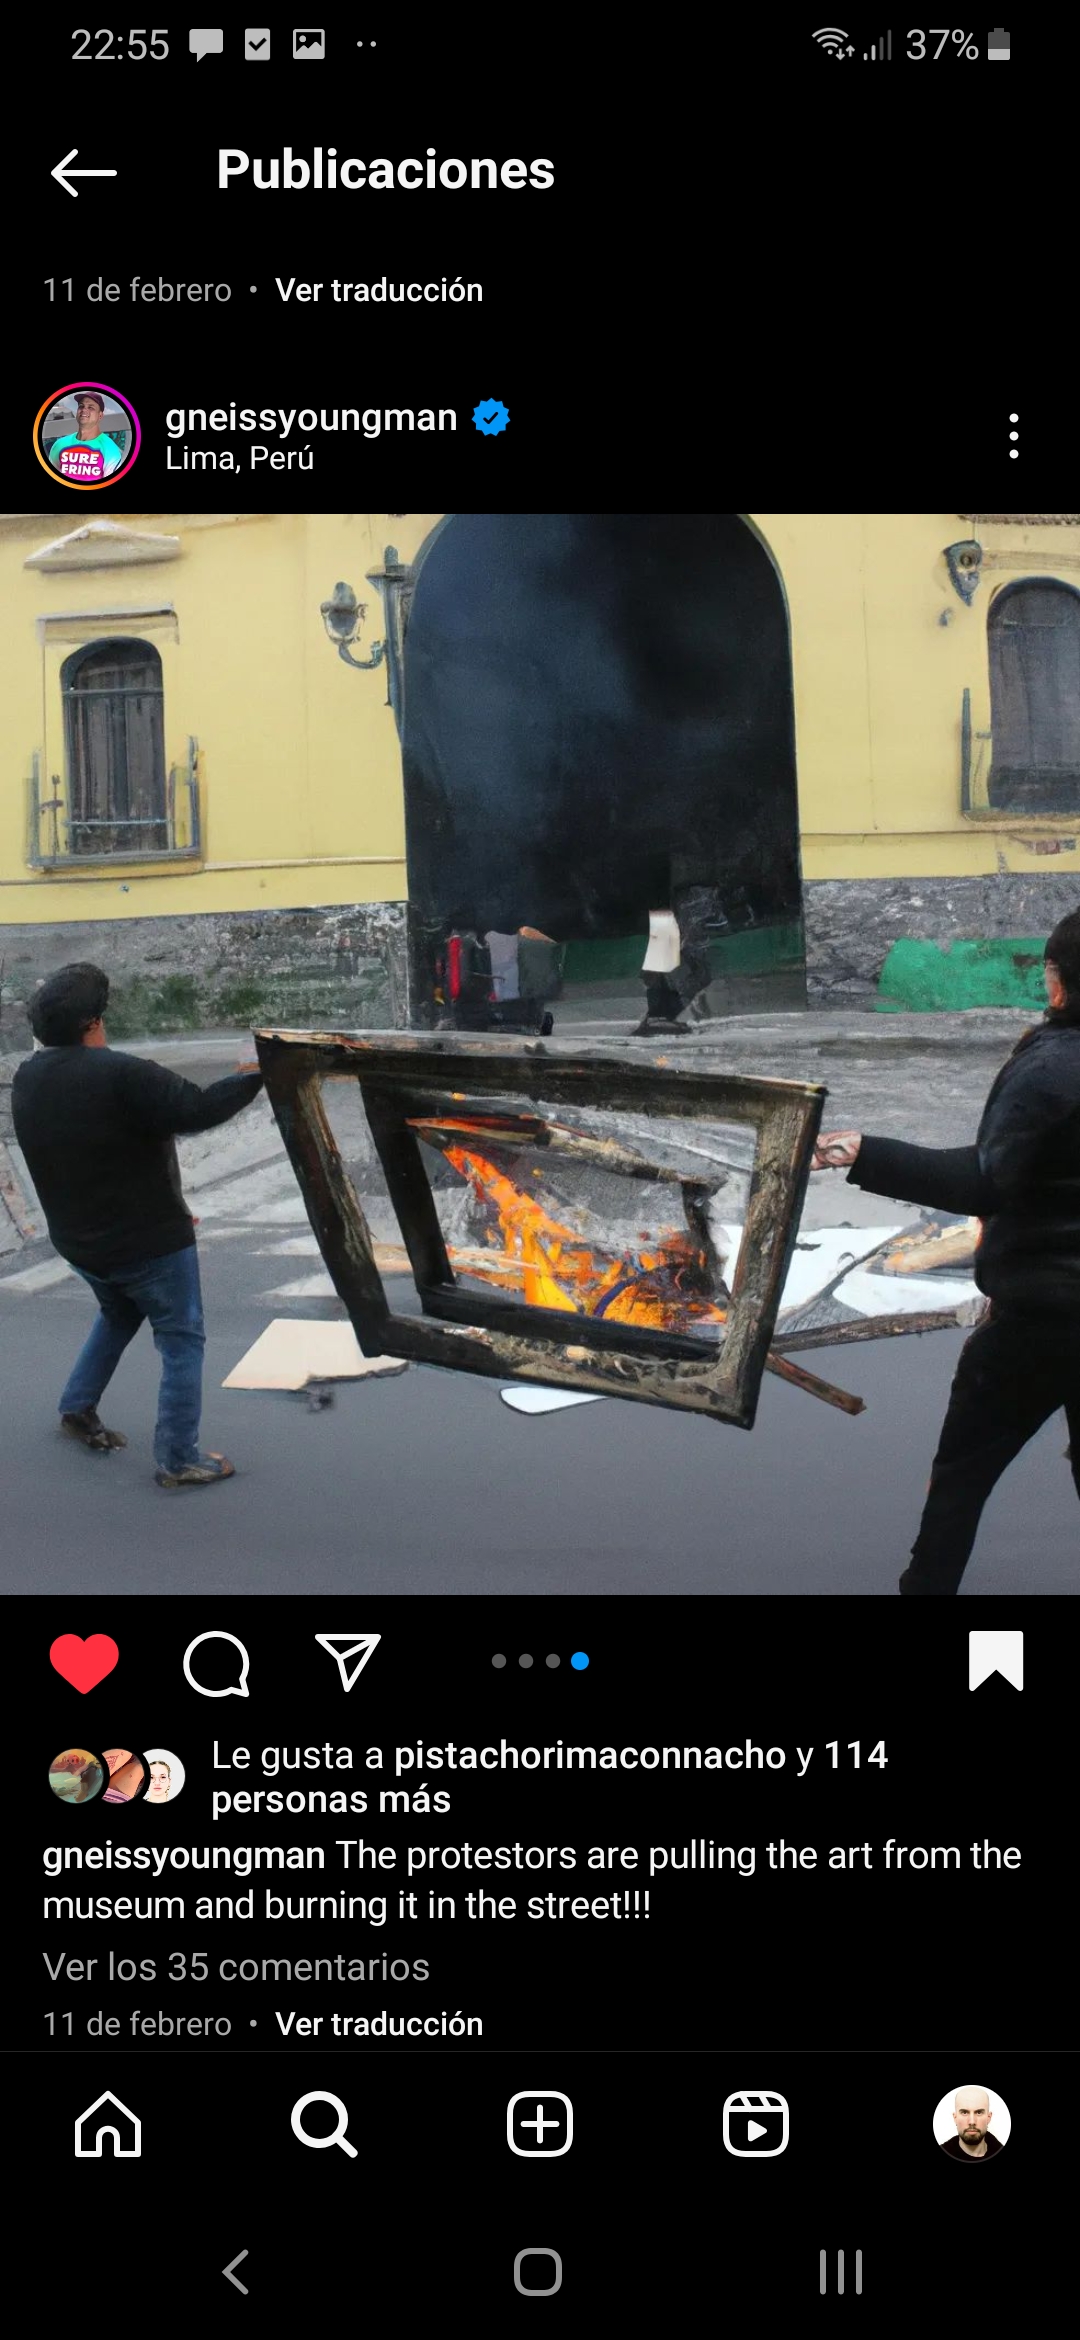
[
  {"x1": 562, "y1": 921, "x2": 804, "y2": 985},
  {"x1": 876, "y1": 937, "x2": 1046, "y2": 1013}
]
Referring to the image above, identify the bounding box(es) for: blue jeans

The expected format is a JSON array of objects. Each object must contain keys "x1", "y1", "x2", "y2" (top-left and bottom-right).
[{"x1": 59, "y1": 1245, "x2": 206, "y2": 1472}]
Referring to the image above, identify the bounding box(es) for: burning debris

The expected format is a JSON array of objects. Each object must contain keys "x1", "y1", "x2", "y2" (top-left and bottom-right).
[
  {"x1": 409, "y1": 1107, "x2": 729, "y2": 1337},
  {"x1": 254, "y1": 1030, "x2": 978, "y2": 1429},
  {"x1": 877, "y1": 1219, "x2": 981, "y2": 1276}
]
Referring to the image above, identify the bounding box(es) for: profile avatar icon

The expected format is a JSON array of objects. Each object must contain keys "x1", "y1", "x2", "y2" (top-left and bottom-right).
[
  {"x1": 48, "y1": 1747, "x2": 104, "y2": 1804},
  {"x1": 34, "y1": 382, "x2": 140, "y2": 488},
  {"x1": 143, "y1": 1747, "x2": 185, "y2": 1804},
  {"x1": 934, "y1": 2085, "x2": 1009, "y2": 2160}
]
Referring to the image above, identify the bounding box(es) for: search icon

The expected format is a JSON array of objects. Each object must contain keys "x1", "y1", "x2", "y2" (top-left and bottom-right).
[
  {"x1": 290, "y1": 2091, "x2": 358, "y2": 2158},
  {"x1": 182, "y1": 1630, "x2": 250, "y2": 1698}
]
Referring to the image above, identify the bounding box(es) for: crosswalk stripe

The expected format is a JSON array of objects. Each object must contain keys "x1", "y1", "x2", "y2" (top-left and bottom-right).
[{"x1": 0, "y1": 1258, "x2": 74, "y2": 1293}]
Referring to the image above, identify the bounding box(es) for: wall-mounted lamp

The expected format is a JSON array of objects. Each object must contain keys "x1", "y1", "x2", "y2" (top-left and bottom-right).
[
  {"x1": 944, "y1": 540, "x2": 983, "y2": 604},
  {"x1": 320, "y1": 580, "x2": 387, "y2": 671}
]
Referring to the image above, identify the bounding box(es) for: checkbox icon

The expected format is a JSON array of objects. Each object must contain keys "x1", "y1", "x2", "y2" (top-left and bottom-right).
[{"x1": 245, "y1": 27, "x2": 271, "y2": 56}]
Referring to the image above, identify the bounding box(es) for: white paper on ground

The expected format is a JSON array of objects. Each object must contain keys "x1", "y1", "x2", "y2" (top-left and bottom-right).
[
  {"x1": 500, "y1": 1387, "x2": 607, "y2": 1416},
  {"x1": 720, "y1": 1225, "x2": 906, "y2": 1316},
  {"x1": 832, "y1": 1268, "x2": 982, "y2": 1317},
  {"x1": 223, "y1": 1318, "x2": 408, "y2": 1391}
]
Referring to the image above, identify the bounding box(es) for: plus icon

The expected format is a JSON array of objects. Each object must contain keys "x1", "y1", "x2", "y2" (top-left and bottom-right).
[
  {"x1": 523, "y1": 2105, "x2": 560, "y2": 2143},
  {"x1": 507, "y1": 2090, "x2": 574, "y2": 2157}
]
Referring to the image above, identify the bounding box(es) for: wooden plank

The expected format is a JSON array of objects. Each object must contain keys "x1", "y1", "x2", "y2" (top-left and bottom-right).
[
  {"x1": 371, "y1": 1307, "x2": 751, "y2": 1425},
  {"x1": 362, "y1": 1082, "x2": 455, "y2": 1290},
  {"x1": 418, "y1": 1280, "x2": 721, "y2": 1365},
  {"x1": 771, "y1": 1305, "x2": 983, "y2": 1353},
  {"x1": 253, "y1": 1049, "x2": 390, "y2": 1351},
  {"x1": 256, "y1": 1027, "x2": 826, "y2": 1123},
  {"x1": 763, "y1": 1351, "x2": 865, "y2": 1416},
  {"x1": 409, "y1": 1110, "x2": 714, "y2": 1186}
]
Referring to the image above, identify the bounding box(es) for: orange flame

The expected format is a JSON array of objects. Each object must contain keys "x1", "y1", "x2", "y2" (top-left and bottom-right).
[{"x1": 443, "y1": 1143, "x2": 724, "y2": 1332}]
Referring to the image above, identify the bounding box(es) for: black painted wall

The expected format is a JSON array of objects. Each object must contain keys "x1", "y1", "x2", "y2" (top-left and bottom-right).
[{"x1": 402, "y1": 514, "x2": 803, "y2": 947}]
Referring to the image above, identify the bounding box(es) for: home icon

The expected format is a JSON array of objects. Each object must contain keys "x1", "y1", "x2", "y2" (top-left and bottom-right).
[{"x1": 74, "y1": 2090, "x2": 142, "y2": 2158}]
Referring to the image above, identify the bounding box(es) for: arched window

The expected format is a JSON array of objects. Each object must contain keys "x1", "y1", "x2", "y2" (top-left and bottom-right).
[
  {"x1": 61, "y1": 638, "x2": 166, "y2": 854},
  {"x1": 988, "y1": 579, "x2": 1080, "y2": 811}
]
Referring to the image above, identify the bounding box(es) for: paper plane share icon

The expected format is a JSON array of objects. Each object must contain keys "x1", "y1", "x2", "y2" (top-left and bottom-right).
[{"x1": 315, "y1": 1633, "x2": 382, "y2": 1690}]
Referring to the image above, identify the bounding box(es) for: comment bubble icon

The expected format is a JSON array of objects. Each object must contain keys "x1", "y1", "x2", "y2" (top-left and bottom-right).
[
  {"x1": 189, "y1": 27, "x2": 224, "y2": 59},
  {"x1": 183, "y1": 1630, "x2": 250, "y2": 1697}
]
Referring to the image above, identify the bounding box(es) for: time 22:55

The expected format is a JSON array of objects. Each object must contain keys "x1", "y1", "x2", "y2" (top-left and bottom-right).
[{"x1": 72, "y1": 28, "x2": 169, "y2": 58}]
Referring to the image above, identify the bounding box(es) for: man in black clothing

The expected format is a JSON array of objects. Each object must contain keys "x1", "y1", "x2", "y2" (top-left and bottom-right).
[
  {"x1": 939, "y1": 2088, "x2": 1005, "y2": 2159},
  {"x1": 11, "y1": 963, "x2": 264, "y2": 1489},
  {"x1": 812, "y1": 909, "x2": 1080, "y2": 1593}
]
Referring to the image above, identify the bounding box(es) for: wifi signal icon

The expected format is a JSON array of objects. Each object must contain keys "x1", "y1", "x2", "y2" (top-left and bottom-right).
[{"x1": 813, "y1": 26, "x2": 851, "y2": 53}]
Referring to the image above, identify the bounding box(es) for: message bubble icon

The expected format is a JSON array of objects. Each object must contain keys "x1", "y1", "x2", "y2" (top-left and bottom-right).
[
  {"x1": 189, "y1": 27, "x2": 224, "y2": 59},
  {"x1": 183, "y1": 1630, "x2": 250, "y2": 1697}
]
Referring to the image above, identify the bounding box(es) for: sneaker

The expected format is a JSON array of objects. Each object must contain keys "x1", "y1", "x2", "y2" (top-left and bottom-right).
[
  {"x1": 61, "y1": 1408, "x2": 127, "y2": 1452},
  {"x1": 155, "y1": 1452, "x2": 236, "y2": 1489}
]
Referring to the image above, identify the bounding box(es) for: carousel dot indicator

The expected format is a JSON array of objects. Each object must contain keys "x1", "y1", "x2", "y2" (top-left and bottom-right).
[
  {"x1": 491, "y1": 1653, "x2": 507, "y2": 1669},
  {"x1": 545, "y1": 1653, "x2": 561, "y2": 1668},
  {"x1": 570, "y1": 1651, "x2": 590, "y2": 1671},
  {"x1": 518, "y1": 1653, "x2": 534, "y2": 1669}
]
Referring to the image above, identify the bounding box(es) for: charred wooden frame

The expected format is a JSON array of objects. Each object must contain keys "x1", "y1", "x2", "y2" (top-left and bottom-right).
[{"x1": 254, "y1": 1030, "x2": 827, "y2": 1430}]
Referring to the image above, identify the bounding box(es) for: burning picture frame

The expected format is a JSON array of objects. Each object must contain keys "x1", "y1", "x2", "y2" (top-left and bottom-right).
[{"x1": 254, "y1": 1030, "x2": 830, "y2": 1429}]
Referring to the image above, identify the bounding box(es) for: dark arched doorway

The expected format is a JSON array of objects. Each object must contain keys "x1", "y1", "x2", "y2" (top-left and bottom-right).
[
  {"x1": 401, "y1": 515, "x2": 804, "y2": 1021},
  {"x1": 988, "y1": 578, "x2": 1080, "y2": 811}
]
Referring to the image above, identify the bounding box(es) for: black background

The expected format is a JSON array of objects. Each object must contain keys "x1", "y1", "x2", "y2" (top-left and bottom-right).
[
  {"x1": 7, "y1": 19, "x2": 1074, "y2": 2313},
  {"x1": 21, "y1": 1595, "x2": 1039, "y2": 2057},
  {"x1": 9, "y1": 1594, "x2": 1057, "y2": 2312},
  {"x1": 14, "y1": 22, "x2": 1077, "y2": 496}
]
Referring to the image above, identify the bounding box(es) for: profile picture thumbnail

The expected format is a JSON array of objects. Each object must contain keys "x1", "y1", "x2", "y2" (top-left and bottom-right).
[
  {"x1": 933, "y1": 2085, "x2": 1011, "y2": 2160},
  {"x1": 101, "y1": 1748, "x2": 146, "y2": 1805},
  {"x1": 49, "y1": 1748, "x2": 104, "y2": 1804},
  {"x1": 34, "y1": 382, "x2": 140, "y2": 488},
  {"x1": 144, "y1": 1749, "x2": 185, "y2": 1804}
]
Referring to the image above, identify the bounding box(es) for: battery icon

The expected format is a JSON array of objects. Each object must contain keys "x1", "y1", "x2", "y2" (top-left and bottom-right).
[{"x1": 988, "y1": 27, "x2": 1010, "y2": 57}]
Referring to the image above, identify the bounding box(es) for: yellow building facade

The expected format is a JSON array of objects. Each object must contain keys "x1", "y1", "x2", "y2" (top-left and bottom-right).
[{"x1": 2, "y1": 509, "x2": 1079, "y2": 1036}]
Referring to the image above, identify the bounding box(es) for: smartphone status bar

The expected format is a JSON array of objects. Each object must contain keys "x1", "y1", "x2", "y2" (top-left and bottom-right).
[{"x1": 810, "y1": 28, "x2": 1009, "y2": 60}]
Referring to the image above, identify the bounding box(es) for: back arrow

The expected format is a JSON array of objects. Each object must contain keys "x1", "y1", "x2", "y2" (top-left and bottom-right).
[
  {"x1": 52, "y1": 148, "x2": 118, "y2": 199},
  {"x1": 222, "y1": 2250, "x2": 250, "y2": 2295}
]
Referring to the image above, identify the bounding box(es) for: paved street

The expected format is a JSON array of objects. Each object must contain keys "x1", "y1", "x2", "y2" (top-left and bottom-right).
[{"x1": 2, "y1": 1009, "x2": 1075, "y2": 1597}]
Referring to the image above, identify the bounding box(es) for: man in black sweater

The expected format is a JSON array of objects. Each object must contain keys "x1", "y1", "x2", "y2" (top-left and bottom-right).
[
  {"x1": 12, "y1": 963, "x2": 264, "y2": 1489},
  {"x1": 812, "y1": 909, "x2": 1080, "y2": 1593}
]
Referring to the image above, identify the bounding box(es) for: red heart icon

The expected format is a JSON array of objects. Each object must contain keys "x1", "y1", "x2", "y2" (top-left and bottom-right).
[{"x1": 50, "y1": 1634, "x2": 120, "y2": 1694}]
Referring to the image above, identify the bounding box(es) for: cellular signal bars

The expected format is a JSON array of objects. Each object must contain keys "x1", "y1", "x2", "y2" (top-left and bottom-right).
[{"x1": 863, "y1": 31, "x2": 892, "y2": 59}]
